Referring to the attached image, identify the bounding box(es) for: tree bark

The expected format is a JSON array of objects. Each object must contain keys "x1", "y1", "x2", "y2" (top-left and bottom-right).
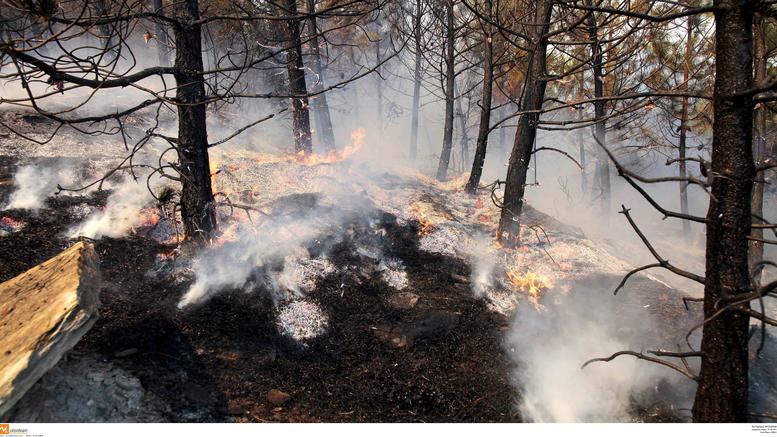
[
  {"x1": 577, "y1": 72, "x2": 587, "y2": 195},
  {"x1": 151, "y1": 0, "x2": 170, "y2": 67},
  {"x1": 749, "y1": 10, "x2": 768, "y2": 279},
  {"x1": 455, "y1": 86, "x2": 470, "y2": 171},
  {"x1": 436, "y1": 0, "x2": 456, "y2": 181},
  {"x1": 496, "y1": 0, "x2": 552, "y2": 247},
  {"x1": 678, "y1": 14, "x2": 695, "y2": 239},
  {"x1": 577, "y1": 107, "x2": 587, "y2": 195},
  {"x1": 586, "y1": 0, "x2": 609, "y2": 214},
  {"x1": 465, "y1": 4, "x2": 493, "y2": 194},
  {"x1": 691, "y1": 0, "x2": 755, "y2": 422},
  {"x1": 172, "y1": 0, "x2": 216, "y2": 241},
  {"x1": 409, "y1": 0, "x2": 423, "y2": 163},
  {"x1": 305, "y1": 0, "x2": 336, "y2": 151},
  {"x1": 498, "y1": 105, "x2": 506, "y2": 157},
  {"x1": 284, "y1": 0, "x2": 313, "y2": 154}
]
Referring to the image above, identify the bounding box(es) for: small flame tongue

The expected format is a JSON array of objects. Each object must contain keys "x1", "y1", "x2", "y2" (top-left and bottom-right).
[
  {"x1": 209, "y1": 158, "x2": 220, "y2": 190},
  {"x1": 295, "y1": 127, "x2": 366, "y2": 166},
  {"x1": 410, "y1": 201, "x2": 441, "y2": 236},
  {"x1": 506, "y1": 270, "x2": 553, "y2": 309},
  {"x1": 136, "y1": 208, "x2": 160, "y2": 228},
  {"x1": 412, "y1": 208, "x2": 435, "y2": 236}
]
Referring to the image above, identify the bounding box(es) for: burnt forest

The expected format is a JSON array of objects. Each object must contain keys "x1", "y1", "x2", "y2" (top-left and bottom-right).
[{"x1": 0, "y1": 0, "x2": 776, "y2": 425}]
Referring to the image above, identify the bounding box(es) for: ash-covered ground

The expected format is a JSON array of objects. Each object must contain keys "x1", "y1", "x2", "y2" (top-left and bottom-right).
[{"x1": 1, "y1": 109, "x2": 775, "y2": 423}]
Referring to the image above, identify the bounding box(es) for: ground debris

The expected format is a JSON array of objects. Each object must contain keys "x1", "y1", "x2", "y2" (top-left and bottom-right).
[
  {"x1": 374, "y1": 310, "x2": 460, "y2": 349},
  {"x1": 267, "y1": 389, "x2": 291, "y2": 406},
  {"x1": 385, "y1": 292, "x2": 419, "y2": 310},
  {"x1": 378, "y1": 258, "x2": 409, "y2": 290},
  {"x1": 8, "y1": 353, "x2": 169, "y2": 422},
  {"x1": 276, "y1": 300, "x2": 329, "y2": 343},
  {"x1": 0, "y1": 216, "x2": 25, "y2": 236},
  {"x1": 3, "y1": 144, "x2": 697, "y2": 423}
]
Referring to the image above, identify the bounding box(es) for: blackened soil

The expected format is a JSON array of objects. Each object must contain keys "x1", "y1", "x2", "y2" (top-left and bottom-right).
[
  {"x1": 0, "y1": 155, "x2": 108, "y2": 282},
  {"x1": 1, "y1": 155, "x2": 519, "y2": 422},
  {"x1": 81, "y1": 218, "x2": 517, "y2": 422}
]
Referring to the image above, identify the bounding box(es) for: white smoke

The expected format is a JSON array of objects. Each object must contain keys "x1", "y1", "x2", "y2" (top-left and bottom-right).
[
  {"x1": 178, "y1": 186, "x2": 371, "y2": 308},
  {"x1": 68, "y1": 177, "x2": 154, "y2": 239},
  {"x1": 3, "y1": 164, "x2": 75, "y2": 210},
  {"x1": 508, "y1": 281, "x2": 694, "y2": 422},
  {"x1": 469, "y1": 237, "x2": 497, "y2": 298}
]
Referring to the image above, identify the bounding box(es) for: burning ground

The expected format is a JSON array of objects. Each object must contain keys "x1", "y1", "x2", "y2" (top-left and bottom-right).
[{"x1": 0, "y1": 113, "x2": 774, "y2": 422}]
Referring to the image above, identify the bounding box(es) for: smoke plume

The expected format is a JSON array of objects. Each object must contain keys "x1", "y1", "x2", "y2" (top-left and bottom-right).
[
  {"x1": 68, "y1": 177, "x2": 154, "y2": 239},
  {"x1": 507, "y1": 280, "x2": 695, "y2": 422},
  {"x1": 178, "y1": 165, "x2": 376, "y2": 308},
  {"x1": 3, "y1": 163, "x2": 75, "y2": 211}
]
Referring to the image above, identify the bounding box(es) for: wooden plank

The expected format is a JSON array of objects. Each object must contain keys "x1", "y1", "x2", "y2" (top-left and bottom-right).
[{"x1": 0, "y1": 242, "x2": 100, "y2": 417}]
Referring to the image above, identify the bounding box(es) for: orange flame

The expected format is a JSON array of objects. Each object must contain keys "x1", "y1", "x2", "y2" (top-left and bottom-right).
[
  {"x1": 202, "y1": 128, "x2": 365, "y2": 245},
  {"x1": 209, "y1": 157, "x2": 221, "y2": 191},
  {"x1": 506, "y1": 270, "x2": 552, "y2": 308},
  {"x1": 136, "y1": 208, "x2": 161, "y2": 228},
  {"x1": 1, "y1": 216, "x2": 25, "y2": 231},
  {"x1": 296, "y1": 127, "x2": 365, "y2": 166},
  {"x1": 416, "y1": 216, "x2": 435, "y2": 236},
  {"x1": 410, "y1": 202, "x2": 437, "y2": 236}
]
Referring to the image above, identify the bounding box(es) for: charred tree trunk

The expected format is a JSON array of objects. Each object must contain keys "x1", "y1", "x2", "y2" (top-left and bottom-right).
[
  {"x1": 455, "y1": 88, "x2": 470, "y2": 170},
  {"x1": 409, "y1": 0, "x2": 423, "y2": 163},
  {"x1": 498, "y1": 105, "x2": 506, "y2": 157},
  {"x1": 172, "y1": 0, "x2": 216, "y2": 241},
  {"x1": 749, "y1": 11, "x2": 768, "y2": 278},
  {"x1": 496, "y1": 0, "x2": 552, "y2": 247},
  {"x1": 577, "y1": 106, "x2": 587, "y2": 195},
  {"x1": 678, "y1": 14, "x2": 695, "y2": 239},
  {"x1": 465, "y1": 5, "x2": 493, "y2": 194},
  {"x1": 305, "y1": 0, "x2": 336, "y2": 151},
  {"x1": 577, "y1": 72, "x2": 587, "y2": 195},
  {"x1": 586, "y1": 0, "x2": 609, "y2": 214},
  {"x1": 436, "y1": 0, "x2": 456, "y2": 181},
  {"x1": 284, "y1": 0, "x2": 313, "y2": 154},
  {"x1": 691, "y1": 0, "x2": 755, "y2": 422},
  {"x1": 151, "y1": 0, "x2": 170, "y2": 67}
]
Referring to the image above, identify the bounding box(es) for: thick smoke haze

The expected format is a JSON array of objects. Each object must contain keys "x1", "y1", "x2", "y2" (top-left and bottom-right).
[
  {"x1": 508, "y1": 281, "x2": 696, "y2": 422},
  {"x1": 2, "y1": 13, "x2": 774, "y2": 424}
]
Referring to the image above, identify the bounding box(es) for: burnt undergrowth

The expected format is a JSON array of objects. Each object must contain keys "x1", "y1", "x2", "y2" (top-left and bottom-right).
[
  {"x1": 82, "y1": 211, "x2": 517, "y2": 422},
  {"x1": 1, "y1": 155, "x2": 519, "y2": 422},
  {"x1": 6, "y1": 154, "x2": 768, "y2": 423}
]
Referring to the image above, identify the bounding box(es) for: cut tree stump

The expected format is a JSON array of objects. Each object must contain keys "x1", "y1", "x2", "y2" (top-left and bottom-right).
[{"x1": 0, "y1": 242, "x2": 101, "y2": 418}]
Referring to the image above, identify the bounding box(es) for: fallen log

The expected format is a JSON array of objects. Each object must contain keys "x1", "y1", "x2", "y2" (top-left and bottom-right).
[{"x1": 0, "y1": 242, "x2": 100, "y2": 418}]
